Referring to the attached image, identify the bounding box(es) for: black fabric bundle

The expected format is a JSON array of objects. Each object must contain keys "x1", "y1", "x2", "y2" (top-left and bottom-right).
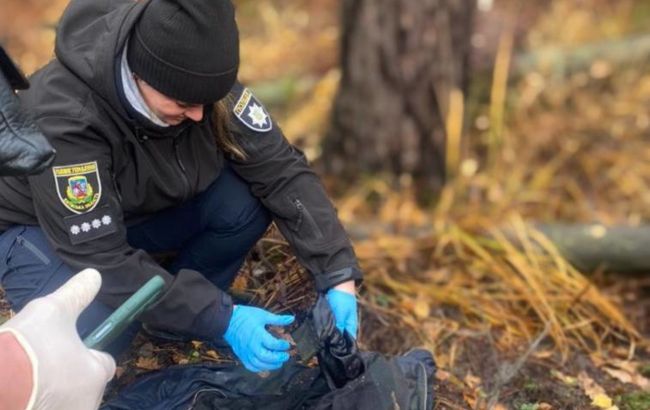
[{"x1": 103, "y1": 297, "x2": 436, "y2": 410}]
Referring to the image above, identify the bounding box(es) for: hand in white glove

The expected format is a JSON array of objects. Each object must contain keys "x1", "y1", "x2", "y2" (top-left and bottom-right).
[{"x1": 0, "y1": 268, "x2": 116, "y2": 410}]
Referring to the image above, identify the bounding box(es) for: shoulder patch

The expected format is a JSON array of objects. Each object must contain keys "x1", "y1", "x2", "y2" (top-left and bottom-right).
[
  {"x1": 63, "y1": 206, "x2": 117, "y2": 245},
  {"x1": 233, "y1": 88, "x2": 273, "y2": 133},
  {"x1": 52, "y1": 161, "x2": 102, "y2": 214}
]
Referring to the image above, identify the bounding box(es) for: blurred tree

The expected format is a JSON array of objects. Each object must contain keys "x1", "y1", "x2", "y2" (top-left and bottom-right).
[{"x1": 321, "y1": 0, "x2": 475, "y2": 200}]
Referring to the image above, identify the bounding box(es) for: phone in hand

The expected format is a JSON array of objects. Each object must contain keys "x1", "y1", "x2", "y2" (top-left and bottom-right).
[{"x1": 83, "y1": 275, "x2": 166, "y2": 351}]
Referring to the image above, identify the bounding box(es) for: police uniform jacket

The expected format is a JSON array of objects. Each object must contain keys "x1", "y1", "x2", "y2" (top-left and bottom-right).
[{"x1": 0, "y1": 0, "x2": 362, "y2": 340}]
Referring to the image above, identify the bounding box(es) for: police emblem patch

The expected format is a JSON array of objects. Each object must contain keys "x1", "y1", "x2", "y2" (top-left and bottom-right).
[
  {"x1": 233, "y1": 88, "x2": 273, "y2": 132},
  {"x1": 52, "y1": 161, "x2": 102, "y2": 214}
]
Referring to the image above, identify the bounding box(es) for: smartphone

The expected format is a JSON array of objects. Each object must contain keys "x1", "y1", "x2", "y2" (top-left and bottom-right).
[{"x1": 83, "y1": 275, "x2": 166, "y2": 351}]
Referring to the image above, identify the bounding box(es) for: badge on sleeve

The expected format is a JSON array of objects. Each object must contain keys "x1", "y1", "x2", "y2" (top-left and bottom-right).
[
  {"x1": 52, "y1": 161, "x2": 102, "y2": 214},
  {"x1": 233, "y1": 88, "x2": 273, "y2": 132}
]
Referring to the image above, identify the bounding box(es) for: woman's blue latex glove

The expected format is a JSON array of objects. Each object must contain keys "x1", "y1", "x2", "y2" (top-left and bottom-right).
[
  {"x1": 326, "y1": 288, "x2": 358, "y2": 339},
  {"x1": 223, "y1": 305, "x2": 294, "y2": 373}
]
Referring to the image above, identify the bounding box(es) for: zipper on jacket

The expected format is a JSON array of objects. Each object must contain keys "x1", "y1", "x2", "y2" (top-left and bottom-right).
[
  {"x1": 16, "y1": 236, "x2": 51, "y2": 265},
  {"x1": 173, "y1": 137, "x2": 191, "y2": 202},
  {"x1": 293, "y1": 199, "x2": 324, "y2": 240},
  {"x1": 111, "y1": 171, "x2": 123, "y2": 204}
]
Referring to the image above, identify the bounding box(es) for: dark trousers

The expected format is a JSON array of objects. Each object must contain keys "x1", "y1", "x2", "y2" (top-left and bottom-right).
[{"x1": 0, "y1": 166, "x2": 271, "y2": 356}]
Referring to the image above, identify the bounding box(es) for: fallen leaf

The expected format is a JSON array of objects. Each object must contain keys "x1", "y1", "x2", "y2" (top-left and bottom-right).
[
  {"x1": 463, "y1": 391, "x2": 478, "y2": 409},
  {"x1": 593, "y1": 358, "x2": 650, "y2": 389},
  {"x1": 591, "y1": 394, "x2": 613, "y2": 408},
  {"x1": 552, "y1": 369, "x2": 577, "y2": 386},
  {"x1": 464, "y1": 371, "x2": 482, "y2": 389},
  {"x1": 436, "y1": 369, "x2": 450, "y2": 381},
  {"x1": 413, "y1": 298, "x2": 430, "y2": 319},
  {"x1": 533, "y1": 350, "x2": 554, "y2": 359},
  {"x1": 135, "y1": 356, "x2": 161, "y2": 370},
  {"x1": 203, "y1": 350, "x2": 222, "y2": 361},
  {"x1": 231, "y1": 275, "x2": 248, "y2": 291},
  {"x1": 172, "y1": 352, "x2": 188, "y2": 364},
  {"x1": 577, "y1": 372, "x2": 617, "y2": 410},
  {"x1": 590, "y1": 355, "x2": 605, "y2": 367},
  {"x1": 603, "y1": 367, "x2": 632, "y2": 384},
  {"x1": 461, "y1": 371, "x2": 485, "y2": 409},
  {"x1": 607, "y1": 359, "x2": 637, "y2": 373},
  {"x1": 602, "y1": 366, "x2": 650, "y2": 389}
]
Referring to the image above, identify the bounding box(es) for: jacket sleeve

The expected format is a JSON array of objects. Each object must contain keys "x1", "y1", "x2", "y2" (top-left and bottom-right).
[
  {"x1": 225, "y1": 82, "x2": 362, "y2": 291},
  {"x1": 27, "y1": 116, "x2": 232, "y2": 340}
]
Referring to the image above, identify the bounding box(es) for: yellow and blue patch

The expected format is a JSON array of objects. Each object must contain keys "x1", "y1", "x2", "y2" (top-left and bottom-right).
[{"x1": 233, "y1": 88, "x2": 273, "y2": 133}]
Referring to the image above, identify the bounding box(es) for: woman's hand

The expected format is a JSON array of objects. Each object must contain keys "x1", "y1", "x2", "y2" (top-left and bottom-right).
[
  {"x1": 223, "y1": 305, "x2": 294, "y2": 372},
  {"x1": 326, "y1": 280, "x2": 358, "y2": 339}
]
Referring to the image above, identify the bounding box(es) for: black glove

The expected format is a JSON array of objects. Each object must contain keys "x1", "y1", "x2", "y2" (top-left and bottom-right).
[{"x1": 0, "y1": 45, "x2": 55, "y2": 176}]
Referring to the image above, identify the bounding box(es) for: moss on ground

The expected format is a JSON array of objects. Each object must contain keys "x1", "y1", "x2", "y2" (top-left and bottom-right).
[{"x1": 616, "y1": 392, "x2": 650, "y2": 410}]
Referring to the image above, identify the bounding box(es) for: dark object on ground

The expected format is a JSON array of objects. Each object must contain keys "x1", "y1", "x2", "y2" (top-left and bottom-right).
[
  {"x1": 102, "y1": 297, "x2": 436, "y2": 410},
  {"x1": 0, "y1": 45, "x2": 55, "y2": 176}
]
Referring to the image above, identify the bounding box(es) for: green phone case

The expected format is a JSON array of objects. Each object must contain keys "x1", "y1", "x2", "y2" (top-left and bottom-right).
[{"x1": 83, "y1": 275, "x2": 166, "y2": 351}]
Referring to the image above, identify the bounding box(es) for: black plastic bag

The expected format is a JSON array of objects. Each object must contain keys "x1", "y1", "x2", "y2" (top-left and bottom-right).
[{"x1": 103, "y1": 297, "x2": 436, "y2": 410}]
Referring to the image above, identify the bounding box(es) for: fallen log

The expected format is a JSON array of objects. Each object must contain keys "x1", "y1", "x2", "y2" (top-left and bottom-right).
[
  {"x1": 536, "y1": 224, "x2": 650, "y2": 273},
  {"x1": 513, "y1": 34, "x2": 650, "y2": 76}
]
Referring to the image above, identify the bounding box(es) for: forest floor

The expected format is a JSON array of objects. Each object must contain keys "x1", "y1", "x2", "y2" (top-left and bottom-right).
[{"x1": 2, "y1": 232, "x2": 650, "y2": 409}]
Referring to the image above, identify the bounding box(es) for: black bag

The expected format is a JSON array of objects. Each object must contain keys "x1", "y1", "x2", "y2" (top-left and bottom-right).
[
  {"x1": 103, "y1": 297, "x2": 436, "y2": 410},
  {"x1": 0, "y1": 45, "x2": 55, "y2": 176}
]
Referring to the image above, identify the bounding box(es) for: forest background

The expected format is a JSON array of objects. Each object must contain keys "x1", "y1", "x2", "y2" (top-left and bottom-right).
[{"x1": 1, "y1": 0, "x2": 650, "y2": 408}]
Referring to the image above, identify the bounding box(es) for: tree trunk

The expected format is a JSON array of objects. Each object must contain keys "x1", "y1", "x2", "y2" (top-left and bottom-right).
[{"x1": 321, "y1": 0, "x2": 476, "y2": 199}]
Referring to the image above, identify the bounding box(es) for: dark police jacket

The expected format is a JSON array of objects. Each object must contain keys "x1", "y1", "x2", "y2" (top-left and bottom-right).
[{"x1": 0, "y1": 0, "x2": 361, "y2": 340}]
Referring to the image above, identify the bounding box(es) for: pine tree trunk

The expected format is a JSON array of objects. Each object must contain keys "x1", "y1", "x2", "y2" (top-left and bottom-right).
[{"x1": 322, "y1": 0, "x2": 475, "y2": 198}]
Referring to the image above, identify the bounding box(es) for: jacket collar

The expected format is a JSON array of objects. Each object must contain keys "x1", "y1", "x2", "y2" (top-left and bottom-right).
[{"x1": 113, "y1": 53, "x2": 211, "y2": 140}]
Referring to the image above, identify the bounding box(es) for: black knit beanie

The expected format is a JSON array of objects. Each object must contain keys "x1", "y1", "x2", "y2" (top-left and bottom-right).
[{"x1": 127, "y1": 0, "x2": 239, "y2": 105}]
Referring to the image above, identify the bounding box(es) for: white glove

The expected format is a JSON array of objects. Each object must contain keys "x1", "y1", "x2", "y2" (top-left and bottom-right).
[{"x1": 0, "y1": 268, "x2": 116, "y2": 410}]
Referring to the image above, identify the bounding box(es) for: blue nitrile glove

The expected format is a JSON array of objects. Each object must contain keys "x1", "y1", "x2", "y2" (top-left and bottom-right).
[
  {"x1": 223, "y1": 305, "x2": 294, "y2": 373},
  {"x1": 326, "y1": 289, "x2": 358, "y2": 339}
]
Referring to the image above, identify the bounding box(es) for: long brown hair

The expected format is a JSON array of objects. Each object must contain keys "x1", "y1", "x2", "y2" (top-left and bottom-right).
[{"x1": 212, "y1": 98, "x2": 247, "y2": 160}]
